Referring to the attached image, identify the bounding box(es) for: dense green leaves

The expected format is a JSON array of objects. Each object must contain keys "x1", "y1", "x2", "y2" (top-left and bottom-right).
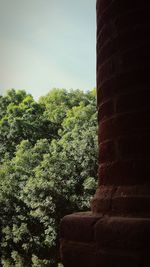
[
  {"x1": 0, "y1": 90, "x2": 57, "y2": 161},
  {"x1": 0, "y1": 88, "x2": 98, "y2": 266}
]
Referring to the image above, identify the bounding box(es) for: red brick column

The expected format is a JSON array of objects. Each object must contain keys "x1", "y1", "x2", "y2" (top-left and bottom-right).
[
  {"x1": 92, "y1": 0, "x2": 150, "y2": 216},
  {"x1": 60, "y1": 1, "x2": 150, "y2": 266}
]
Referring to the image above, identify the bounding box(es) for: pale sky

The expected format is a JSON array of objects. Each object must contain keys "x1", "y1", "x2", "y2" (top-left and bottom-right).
[{"x1": 0, "y1": 0, "x2": 96, "y2": 100}]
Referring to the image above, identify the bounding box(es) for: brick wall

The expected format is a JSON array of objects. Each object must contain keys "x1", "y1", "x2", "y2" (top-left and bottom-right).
[{"x1": 92, "y1": 0, "x2": 150, "y2": 216}]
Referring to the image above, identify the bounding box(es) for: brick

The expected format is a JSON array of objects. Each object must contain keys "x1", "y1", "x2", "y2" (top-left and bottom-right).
[
  {"x1": 97, "y1": 24, "x2": 111, "y2": 51},
  {"x1": 121, "y1": 45, "x2": 150, "y2": 71},
  {"x1": 118, "y1": 136, "x2": 150, "y2": 159},
  {"x1": 114, "y1": 9, "x2": 150, "y2": 34},
  {"x1": 97, "y1": 7, "x2": 150, "y2": 49},
  {"x1": 98, "y1": 56, "x2": 122, "y2": 86},
  {"x1": 97, "y1": 69, "x2": 150, "y2": 102},
  {"x1": 97, "y1": 28, "x2": 150, "y2": 66},
  {"x1": 112, "y1": 185, "x2": 150, "y2": 214},
  {"x1": 96, "y1": 0, "x2": 112, "y2": 14},
  {"x1": 99, "y1": 111, "x2": 150, "y2": 142},
  {"x1": 60, "y1": 240, "x2": 99, "y2": 267},
  {"x1": 60, "y1": 212, "x2": 101, "y2": 243},
  {"x1": 94, "y1": 216, "x2": 150, "y2": 249},
  {"x1": 92, "y1": 184, "x2": 150, "y2": 215},
  {"x1": 91, "y1": 185, "x2": 115, "y2": 213},
  {"x1": 98, "y1": 159, "x2": 150, "y2": 185},
  {"x1": 116, "y1": 90, "x2": 150, "y2": 113},
  {"x1": 60, "y1": 231, "x2": 148, "y2": 267},
  {"x1": 96, "y1": 248, "x2": 142, "y2": 267},
  {"x1": 98, "y1": 140, "x2": 116, "y2": 163},
  {"x1": 99, "y1": 0, "x2": 149, "y2": 23},
  {"x1": 98, "y1": 44, "x2": 150, "y2": 86},
  {"x1": 96, "y1": 86, "x2": 102, "y2": 107},
  {"x1": 98, "y1": 99, "x2": 114, "y2": 121},
  {"x1": 112, "y1": 195, "x2": 150, "y2": 215}
]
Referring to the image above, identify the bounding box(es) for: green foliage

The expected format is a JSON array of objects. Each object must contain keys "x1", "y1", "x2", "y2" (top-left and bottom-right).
[
  {"x1": 0, "y1": 88, "x2": 98, "y2": 266},
  {"x1": 0, "y1": 89, "x2": 57, "y2": 162}
]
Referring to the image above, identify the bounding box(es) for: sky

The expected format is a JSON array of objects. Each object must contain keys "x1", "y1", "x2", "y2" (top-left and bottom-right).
[{"x1": 0, "y1": 0, "x2": 96, "y2": 100}]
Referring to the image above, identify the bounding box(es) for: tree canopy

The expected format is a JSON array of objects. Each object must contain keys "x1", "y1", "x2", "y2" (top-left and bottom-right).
[{"x1": 0, "y1": 88, "x2": 98, "y2": 267}]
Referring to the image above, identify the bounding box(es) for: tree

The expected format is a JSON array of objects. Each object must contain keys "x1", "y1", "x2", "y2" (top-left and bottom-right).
[
  {"x1": 0, "y1": 90, "x2": 57, "y2": 162},
  {"x1": 39, "y1": 88, "x2": 95, "y2": 128},
  {"x1": 0, "y1": 88, "x2": 98, "y2": 266}
]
